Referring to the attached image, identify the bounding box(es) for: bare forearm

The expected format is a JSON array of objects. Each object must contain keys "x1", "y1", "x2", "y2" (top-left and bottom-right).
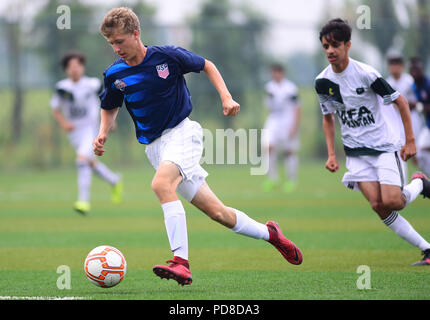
[
  {"x1": 203, "y1": 59, "x2": 240, "y2": 116},
  {"x1": 52, "y1": 109, "x2": 67, "y2": 127},
  {"x1": 203, "y1": 59, "x2": 232, "y2": 102},
  {"x1": 395, "y1": 95, "x2": 415, "y2": 143},
  {"x1": 99, "y1": 108, "x2": 119, "y2": 136},
  {"x1": 323, "y1": 114, "x2": 336, "y2": 156},
  {"x1": 52, "y1": 109, "x2": 74, "y2": 131},
  {"x1": 291, "y1": 107, "x2": 301, "y2": 136}
]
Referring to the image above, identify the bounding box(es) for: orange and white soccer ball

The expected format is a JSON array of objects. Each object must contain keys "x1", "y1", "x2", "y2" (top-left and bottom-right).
[{"x1": 84, "y1": 245, "x2": 127, "y2": 288}]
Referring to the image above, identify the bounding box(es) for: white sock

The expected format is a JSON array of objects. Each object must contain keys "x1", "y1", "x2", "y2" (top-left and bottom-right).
[
  {"x1": 92, "y1": 162, "x2": 120, "y2": 186},
  {"x1": 76, "y1": 160, "x2": 92, "y2": 202},
  {"x1": 161, "y1": 200, "x2": 188, "y2": 260},
  {"x1": 268, "y1": 149, "x2": 278, "y2": 181},
  {"x1": 285, "y1": 154, "x2": 298, "y2": 182},
  {"x1": 231, "y1": 209, "x2": 270, "y2": 241},
  {"x1": 402, "y1": 179, "x2": 423, "y2": 206},
  {"x1": 383, "y1": 211, "x2": 430, "y2": 251}
]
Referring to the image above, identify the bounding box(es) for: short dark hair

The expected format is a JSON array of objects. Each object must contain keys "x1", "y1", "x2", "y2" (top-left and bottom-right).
[
  {"x1": 410, "y1": 56, "x2": 423, "y2": 66},
  {"x1": 61, "y1": 51, "x2": 86, "y2": 70},
  {"x1": 271, "y1": 63, "x2": 284, "y2": 72},
  {"x1": 319, "y1": 18, "x2": 352, "y2": 44},
  {"x1": 387, "y1": 57, "x2": 404, "y2": 65}
]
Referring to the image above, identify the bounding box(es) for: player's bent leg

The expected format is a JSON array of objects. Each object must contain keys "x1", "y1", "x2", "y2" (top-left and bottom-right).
[
  {"x1": 191, "y1": 182, "x2": 303, "y2": 265},
  {"x1": 151, "y1": 161, "x2": 183, "y2": 203},
  {"x1": 358, "y1": 182, "x2": 430, "y2": 265},
  {"x1": 190, "y1": 183, "x2": 236, "y2": 228},
  {"x1": 358, "y1": 181, "x2": 391, "y2": 219},
  {"x1": 380, "y1": 184, "x2": 406, "y2": 211},
  {"x1": 151, "y1": 161, "x2": 193, "y2": 285}
]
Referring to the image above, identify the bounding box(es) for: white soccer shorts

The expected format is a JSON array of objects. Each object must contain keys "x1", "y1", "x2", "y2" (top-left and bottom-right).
[
  {"x1": 263, "y1": 116, "x2": 299, "y2": 152},
  {"x1": 68, "y1": 125, "x2": 98, "y2": 159},
  {"x1": 145, "y1": 117, "x2": 208, "y2": 202},
  {"x1": 342, "y1": 151, "x2": 406, "y2": 191}
]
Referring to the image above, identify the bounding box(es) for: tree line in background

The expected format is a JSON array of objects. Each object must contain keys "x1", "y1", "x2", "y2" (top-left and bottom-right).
[{"x1": 1, "y1": 0, "x2": 430, "y2": 168}]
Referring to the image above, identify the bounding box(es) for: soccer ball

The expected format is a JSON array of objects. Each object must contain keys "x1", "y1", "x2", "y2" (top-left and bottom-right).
[{"x1": 84, "y1": 245, "x2": 127, "y2": 288}]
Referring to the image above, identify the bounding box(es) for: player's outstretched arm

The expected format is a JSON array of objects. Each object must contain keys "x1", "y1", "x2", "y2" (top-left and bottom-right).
[
  {"x1": 322, "y1": 113, "x2": 340, "y2": 172},
  {"x1": 203, "y1": 59, "x2": 240, "y2": 117},
  {"x1": 93, "y1": 108, "x2": 119, "y2": 156},
  {"x1": 394, "y1": 95, "x2": 416, "y2": 161}
]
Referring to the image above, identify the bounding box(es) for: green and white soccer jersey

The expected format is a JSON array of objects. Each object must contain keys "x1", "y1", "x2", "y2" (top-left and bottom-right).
[
  {"x1": 264, "y1": 79, "x2": 300, "y2": 151},
  {"x1": 50, "y1": 76, "x2": 102, "y2": 157},
  {"x1": 315, "y1": 58, "x2": 402, "y2": 156},
  {"x1": 50, "y1": 76, "x2": 102, "y2": 129}
]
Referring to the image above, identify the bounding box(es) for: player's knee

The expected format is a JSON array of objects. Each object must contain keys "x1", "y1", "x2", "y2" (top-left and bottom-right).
[
  {"x1": 151, "y1": 177, "x2": 175, "y2": 198},
  {"x1": 381, "y1": 196, "x2": 405, "y2": 211},
  {"x1": 369, "y1": 200, "x2": 384, "y2": 213}
]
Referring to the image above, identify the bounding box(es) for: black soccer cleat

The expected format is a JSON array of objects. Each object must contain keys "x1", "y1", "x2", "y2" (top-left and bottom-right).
[
  {"x1": 411, "y1": 172, "x2": 430, "y2": 198},
  {"x1": 411, "y1": 249, "x2": 430, "y2": 266}
]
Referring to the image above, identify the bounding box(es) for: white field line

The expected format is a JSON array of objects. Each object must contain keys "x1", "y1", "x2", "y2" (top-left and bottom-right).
[{"x1": 0, "y1": 296, "x2": 88, "y2": 300}]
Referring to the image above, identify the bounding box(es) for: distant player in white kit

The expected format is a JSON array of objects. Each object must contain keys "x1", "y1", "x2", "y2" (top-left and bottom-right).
[
  {"x1": 51, "y1": 52, "x2": 123, "y2": 214},
  {"x1": 386, "y1": 54, "x2": 424, "y2": 177},
  {"x1": 315, "y1": 19, "x2": 430, "y2": 266},
  {"x1": 263, "y1": 64, "x2": 301, "y2": 193}
]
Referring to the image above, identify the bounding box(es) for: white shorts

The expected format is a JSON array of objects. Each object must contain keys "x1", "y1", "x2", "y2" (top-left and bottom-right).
[
  {"x1": 68, "y1": 125, "x2": 98, "y2": 159},
  {"x1": 145, "y1": 117, "x2": 208, "y2": 202},
  {"x1": 264, "y1": 116, "x2": 299, "y2": 152},
  {"x1": 417, "y1": 127, "x2": 430, "y2": 150},
  {"x1": 342, "y1": 151, "x2": 405, "y2": 191}
]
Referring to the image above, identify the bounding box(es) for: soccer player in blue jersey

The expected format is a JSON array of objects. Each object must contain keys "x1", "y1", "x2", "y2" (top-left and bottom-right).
[{"x1": 93, "y1": 7, "x2": 303, "y2": 286}]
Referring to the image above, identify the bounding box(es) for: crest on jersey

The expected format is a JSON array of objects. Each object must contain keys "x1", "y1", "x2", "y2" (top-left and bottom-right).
[
  {"x1": 114, "y1": 79, "x2": 127, "y2": 92},
  {"x1": 156, "y1": 63, "x2": 169, "y2": 79}
]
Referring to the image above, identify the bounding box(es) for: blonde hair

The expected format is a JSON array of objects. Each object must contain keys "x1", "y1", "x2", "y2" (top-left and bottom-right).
[{"x1": 100, "y1": 7, "x2": 140, "y2": 37}]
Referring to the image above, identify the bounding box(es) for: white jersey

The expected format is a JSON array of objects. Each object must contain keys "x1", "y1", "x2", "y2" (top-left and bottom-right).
[
  {"x1": 315, "y1": 58, "x2": 402, "y2": 156},
  {"x1": 50, "y1": 76, "x2": 102, "y2": 129},
  {"x1": 387, "y1": 73, "x2": 416, "y2": 104},
  {"x1": 264, "y1": 78, "x2": 300, "y2": 128},
  {"x1": 387, "y1": 73, "x2": 417, "y2": 144},
  {"x1": 387, "y1": 73, "x2": 424, "y2": 143}
]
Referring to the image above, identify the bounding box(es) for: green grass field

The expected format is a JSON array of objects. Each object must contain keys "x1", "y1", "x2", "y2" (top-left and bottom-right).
[{"x1": 0, "y1": 162, "x2": 429, "y2": 300}]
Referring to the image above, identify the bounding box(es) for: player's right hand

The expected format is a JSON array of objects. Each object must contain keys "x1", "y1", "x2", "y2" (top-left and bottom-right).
[
  {"x1": 222, "y1": 98, "x2": 240, "y2": 116},
  {"x1": 62, "y1": 122, "x2": 75, "y2": 132},
  {"x1": 93, "y1": 135, "x2": 107, "y2": 156},
  {"x1": 325, "y1": 156, "x2": 340, "y2": 172}
]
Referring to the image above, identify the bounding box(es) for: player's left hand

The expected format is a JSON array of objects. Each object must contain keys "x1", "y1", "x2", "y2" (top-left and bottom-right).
[
  {"x1": 401, "y1": 141, "x2": 417, "y2": 161},
  {"x1": 222, "y1": 98, "x2": 240, "y2": 116}
]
